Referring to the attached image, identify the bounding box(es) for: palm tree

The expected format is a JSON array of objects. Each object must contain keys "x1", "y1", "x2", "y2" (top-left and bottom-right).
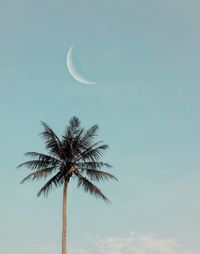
[{"x1": 17, "y1": 116, "x2": 117, "y2": 254}]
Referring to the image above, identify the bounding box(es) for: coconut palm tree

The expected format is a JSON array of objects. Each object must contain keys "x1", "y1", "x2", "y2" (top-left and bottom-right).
[{"x1": 17, "y1": 116, "x2": 117, "y2": 254}]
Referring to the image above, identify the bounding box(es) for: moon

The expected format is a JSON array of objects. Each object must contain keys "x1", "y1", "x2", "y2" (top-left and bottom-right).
[{"x1": 66, "y1": 45, "x2": 96, "y2": 85}]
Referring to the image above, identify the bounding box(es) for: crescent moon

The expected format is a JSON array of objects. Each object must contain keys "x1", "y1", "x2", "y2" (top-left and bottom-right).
[{"x1": 66, "y1": 45, "x2": 96, "y2": 85}]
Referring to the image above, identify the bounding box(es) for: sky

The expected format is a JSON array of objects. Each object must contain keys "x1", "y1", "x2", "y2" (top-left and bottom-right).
[{"x1": 1, "y1": 0, "x2": 200, "y2": 253}]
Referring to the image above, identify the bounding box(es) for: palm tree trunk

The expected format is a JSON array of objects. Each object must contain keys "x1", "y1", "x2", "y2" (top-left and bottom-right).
[{"x1": 62, "y1": 181, "x2": 68, "y2": 254}]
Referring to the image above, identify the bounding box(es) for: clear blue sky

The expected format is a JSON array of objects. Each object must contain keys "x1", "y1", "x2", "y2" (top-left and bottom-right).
[{"x1": 1, "y1": 1, "x2": 200, "y2": 253}]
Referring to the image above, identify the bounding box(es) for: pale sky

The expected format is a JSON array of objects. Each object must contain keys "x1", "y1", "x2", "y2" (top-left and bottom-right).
[{"x1": 1, "y1": 1, "x2": 200, "y2": 253}]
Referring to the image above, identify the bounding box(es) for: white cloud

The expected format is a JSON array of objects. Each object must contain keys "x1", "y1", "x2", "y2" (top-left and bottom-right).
[{"x1": 70, "y1": 232, "x2": 200, "y2": 254}]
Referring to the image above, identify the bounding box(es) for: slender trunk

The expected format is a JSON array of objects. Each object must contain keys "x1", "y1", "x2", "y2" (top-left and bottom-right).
[{"x1": 62, "y1": 181, "x2": 68, "y2": 254}]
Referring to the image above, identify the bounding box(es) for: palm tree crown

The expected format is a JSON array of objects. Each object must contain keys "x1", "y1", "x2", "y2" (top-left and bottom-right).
[{"x1": 18, "y1": 116, "x2": 117, "y2": 202}]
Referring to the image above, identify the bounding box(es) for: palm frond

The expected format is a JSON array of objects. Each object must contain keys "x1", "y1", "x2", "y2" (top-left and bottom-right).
[
  {"x1": 80, "y1": 124, "x2": 99, "y2": 148},
  {"x1": 74, "y1": 141, "x2": 108, "y2": 163},
  {"x1": 62, "y1": 128, "x2": 84, "y2": 160},
  {"x1": 24, "y1": 152, "x2": 62, "y2": 163},
  {"x1": 76, "y1": 173, "x2": 110, "y2": 203},
  {"x1": 37, "y1": 172, "x2": 64, "y2": 197},
  {"x1": 69, "y1": 116, "x2": 81, "y2": 131},
  {"x1": 71, "y1": 128, "x2": 84, "y2": 151},
  {"x1": 76, "y1": 161, "x2": 112, "y2": 170},
  {"x1": 63, "y1": 123, "x2": 99, "y2": 157},
  {"x1": 80, "y1": 169, "x2": 118, "y2": 182},
  {"x1": 17, "y1": 160, "x2": 52, "y2": 170},
  {"x1": 78, "y1": 144, "x2": 109, "y2": 162},
  {"x1": 20, "y1": 167, "x2": 56, "y2": 184},
  {"x1": 17, "y1": 152, "x2": 62, "y2": 170},
  {"x1": 41, "y1": 122, "x2": 66, "y2": 161},
  {"x1": 65, "y1": 117, "x2": 82, "y2": 139}
]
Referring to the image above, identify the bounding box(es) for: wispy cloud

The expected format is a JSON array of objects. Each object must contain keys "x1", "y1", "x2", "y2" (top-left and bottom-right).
[{"x1": 70, "y1": 232, "x2": 200, "y2": 254}]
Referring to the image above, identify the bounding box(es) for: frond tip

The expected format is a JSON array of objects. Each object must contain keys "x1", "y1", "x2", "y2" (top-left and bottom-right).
[{"x1": 20, "y1": 167, "x2": 56, "y2": 184}]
